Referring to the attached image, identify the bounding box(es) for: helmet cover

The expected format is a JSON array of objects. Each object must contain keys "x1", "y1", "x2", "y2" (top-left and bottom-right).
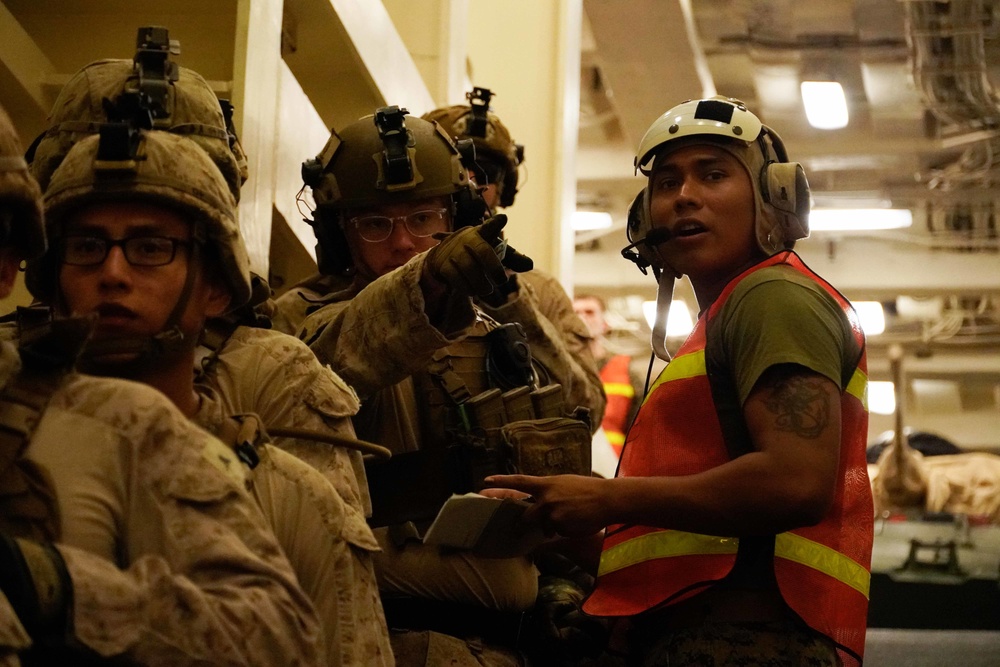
[
  {"x1": 30, "y1": 57, "x2": 247, "y2": 202},
  {"x1": 422, "y1": 87, "x2": 523, "y2": 206}
]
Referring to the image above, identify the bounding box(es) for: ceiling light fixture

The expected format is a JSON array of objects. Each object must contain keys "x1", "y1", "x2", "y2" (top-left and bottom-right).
[
  {"x1": 852, "y1": 301, "x2": 886, "y2": 335},
  {"x1": 801, "y1": 81, "x2": 849, "y2": 130},
  {"x1": 809, "y1": 208, "x2": 913, "y2": 231},
  {"x1": 572, "y1": 211, "x2": 613, "y2": 231}
]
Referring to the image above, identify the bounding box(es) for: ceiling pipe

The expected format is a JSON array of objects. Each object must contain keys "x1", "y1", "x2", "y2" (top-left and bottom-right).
[
  {"x1": 904, "y1": 0, "x2": 1000, "y2": 256},
  {"x1": 904, "y1": 0, "x2": 999, "y2": 128}
]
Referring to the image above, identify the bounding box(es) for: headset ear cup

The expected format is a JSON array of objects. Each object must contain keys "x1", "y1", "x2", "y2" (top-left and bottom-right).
[
  {"x1": 310, "y1": 209, "x2": 354, "y2": 276},
  {"x1": 499, "y1": 167, "x2": 517, "y2": 208},
  {"x1": 763, "y1": 161, "x2": 810, "y2": 241}
]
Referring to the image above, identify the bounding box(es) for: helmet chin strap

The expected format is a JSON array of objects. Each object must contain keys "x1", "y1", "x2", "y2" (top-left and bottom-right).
[
  {"x1": 650, "y1": 269, "x2": 675, "y2": 362},
  {"x1": 78, "y1": 325, "x2": 192, "y2": 375}
]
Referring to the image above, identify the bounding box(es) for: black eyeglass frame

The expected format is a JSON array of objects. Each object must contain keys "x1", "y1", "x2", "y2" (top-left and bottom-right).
[{"x1": 58, "y1": 235, "x2": 193, "y2": 267}]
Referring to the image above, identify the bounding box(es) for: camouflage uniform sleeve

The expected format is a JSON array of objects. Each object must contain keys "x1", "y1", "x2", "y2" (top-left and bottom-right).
[
  {"x1": 299, "y1": 256, "x2": 476, "y2": 400},
  {"x1": 206, "y1": 326, "x2": 371, "y2": 515},
  {"x1": 54, "y1": 378, "x2": 323, "y2": 667},
  {"x1": 251, "y1": 445, "x2": 393, "y2": 667},
  {"x1": 0, "y1": 592, "x2": 29, "y2": 662},
  {"x1": 479, "y1": 269, "x2": 607, "y2": 430},
  {"x1": 272, "y1": 286, "x2": 320, "y2": 335}
]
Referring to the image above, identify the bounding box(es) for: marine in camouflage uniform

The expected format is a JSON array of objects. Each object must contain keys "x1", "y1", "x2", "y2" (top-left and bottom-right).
[
  {"x1": 424, "y1": 91, "x2": 620, "y2": 666},
  {"x1": 25, "y1": 41, "x2": 392, "y2": 667},
  {"x1": 298, "y1": 107, "x2": 575, "y2": 666},
  {"x1": 0, "y1": 101, "x2": 322, "y2": 666},
  {"x1": 275, "y1": 93, "x2": 604, "y2": 432},
  {"x1": 49, "y1": 51, "x2": 377, "y2": 519}
]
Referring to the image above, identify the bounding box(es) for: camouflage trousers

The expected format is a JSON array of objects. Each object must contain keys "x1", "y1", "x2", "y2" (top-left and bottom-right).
[{"x1": 628, "y1": 620, "x2": 841, "y2": 667}]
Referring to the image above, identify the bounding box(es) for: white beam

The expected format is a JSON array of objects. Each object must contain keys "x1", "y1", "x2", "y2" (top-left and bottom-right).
[
  {"x1": 796, "y1": 236, "x2": 1000, "y2": 298},
  {"x1": 467, "y1": 0, "x2": 582, "y2": 284},
  {"x1": 0, "y1": 2, "x2": 56, "y2": 114},
  {"x1": 329, "y1": 0, "x2": 434, "y2": 113},
  {"x1": 232, "y1": 0, "x2": 284, "y2": 275},
  {"x1": 273, "y1": 62, "x2": 331, "y2": 259}
]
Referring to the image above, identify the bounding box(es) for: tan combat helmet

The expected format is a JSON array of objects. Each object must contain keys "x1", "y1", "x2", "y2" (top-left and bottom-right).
[
  {"x1": 301, "y1": 105, "x2": 487, "y2": 276},
  {"x1": 422, "y1": 87, "x2": 524, "y2": 207},
  {"x1": 0, "y1": 104, "x2": 46, "y2": 261},
  {"x1": 28, "y1": 26, "x2": 247, "y2": 202}
]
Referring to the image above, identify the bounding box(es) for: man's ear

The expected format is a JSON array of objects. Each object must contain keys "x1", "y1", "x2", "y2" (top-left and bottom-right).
[
  {"x1": 0, "y1": 247, "x2": 22, "y2": 300},
  {"x1": 204, "y1": 279, "x2": 232, "y2": 318}
]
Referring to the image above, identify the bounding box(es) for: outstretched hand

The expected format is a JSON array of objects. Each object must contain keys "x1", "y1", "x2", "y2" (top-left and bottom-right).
[
  {"x1": 482, "y1": 473, "x2": 610, "y2": 539},
  {"x1": 424, "y1": 216, "x2": 509, "y2": 298},
  {"x1": 478, "y1": 214, "x2": 533, "y2": 273}
]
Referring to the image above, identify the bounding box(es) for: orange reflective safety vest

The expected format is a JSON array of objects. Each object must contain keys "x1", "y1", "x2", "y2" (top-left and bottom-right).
[
  {"x1": 600, "y1": 354, "x2": 634, "y2": 455},
  {"x1": 583, "y1": 252, "x2": 873, "y2": 665}
]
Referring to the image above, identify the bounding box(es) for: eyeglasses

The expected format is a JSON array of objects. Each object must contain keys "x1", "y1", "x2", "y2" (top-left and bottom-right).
[
  {"x1": 59, "y1": 235, "x2": 192, "y2": 267},
  {"x1": 349, "y1": 208, "x2": 449, "y2": 243}
]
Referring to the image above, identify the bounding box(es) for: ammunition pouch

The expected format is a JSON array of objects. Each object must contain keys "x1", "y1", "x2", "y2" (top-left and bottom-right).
[
  {"x1": 500, "y1": 417, "x2": 591, "y2": 479},
  {"x1": 365, "y1": 311, "x2": 590, "y2": 528},
  {"x1": 366, "y1": 384, "x2": 591, "y2": 528}
]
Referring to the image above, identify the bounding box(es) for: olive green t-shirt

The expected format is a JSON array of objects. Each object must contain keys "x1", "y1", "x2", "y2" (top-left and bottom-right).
[
  {"x1": 706, "y1": 265, "x2": 860, "y2": 452},
  {"x1": 703, "y1": 264, "x2": 862, "y2": 587}
]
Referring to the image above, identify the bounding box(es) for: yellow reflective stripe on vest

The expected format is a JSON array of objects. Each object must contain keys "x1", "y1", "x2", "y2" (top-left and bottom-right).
[
  {"x1": 845, "y1": 367, "x2": 868, "y2": 411},
  {"x1": 598, "y1": 530, "x2": 738, "y2": 577},
  {"x1": 642, "y1": 352, "x2": 868, "y2": 412},
  {"x1": 606, "y1": 430, "x2": 625, "y2": 446},
  {"x1": 599, "y1": 529, "x2": 870, "y2": 599},
  {"x1": 641, "y1": 350, "x2": 707, "y2": 407},
  {"x1": 775, "y1": 532, "x2": 870, "y2": 599},
  {"x1": 604, "y1": 382, "x2": 635, "y2": 398}
]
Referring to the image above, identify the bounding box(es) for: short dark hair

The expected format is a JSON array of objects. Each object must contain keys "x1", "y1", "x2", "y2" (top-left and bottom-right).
[{"x1": 573, "y1": 293, "x2": 606, "y2": 311}]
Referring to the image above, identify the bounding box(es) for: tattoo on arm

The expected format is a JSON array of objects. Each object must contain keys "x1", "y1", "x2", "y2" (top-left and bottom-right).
[{"x1": 762, "y1": 374, "x2": 830, "y2": 439}]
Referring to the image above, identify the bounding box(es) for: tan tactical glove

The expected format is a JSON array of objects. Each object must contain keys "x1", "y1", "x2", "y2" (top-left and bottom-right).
[{"x1": 425, "y1": 214, "x2": 533, "y2": 299}]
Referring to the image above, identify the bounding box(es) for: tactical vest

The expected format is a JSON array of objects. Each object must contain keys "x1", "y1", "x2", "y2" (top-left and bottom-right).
[
  {"x1": 364, "y1": 311, "x2": 591, "y2": 528},
  {"x1": 599, "y1": 354, "x2": 634, "y2": 455},
  {"x1": 583, "y1": 252, "x2": 873, "y2": 666}
]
